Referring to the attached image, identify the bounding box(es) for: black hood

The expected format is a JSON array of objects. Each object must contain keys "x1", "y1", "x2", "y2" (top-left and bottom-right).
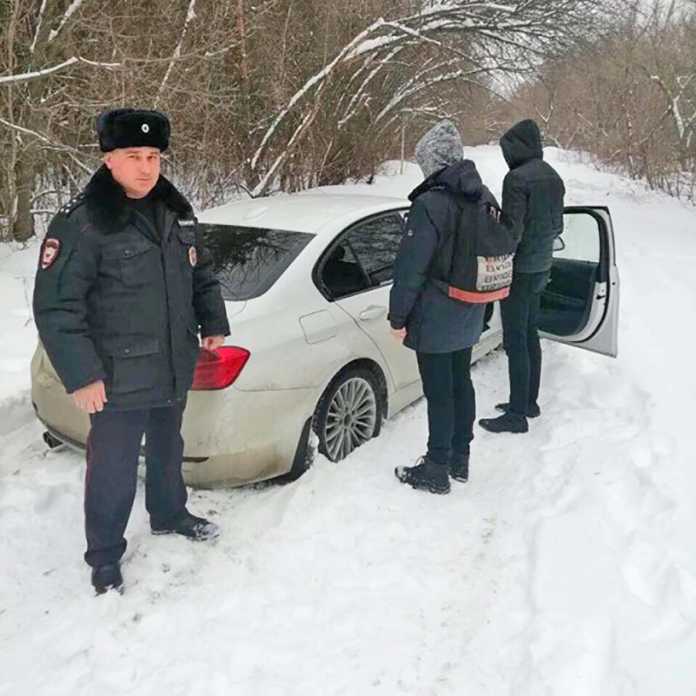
[
  {"x1": 500, "y1": 119, "x2": 543, "y2": 169},
  {"x1": 409, "y1": 159, "x2": 483, "y2": 202},
  {"x1": 83, "y1": 165, "x2": 193, "y2": 233}
]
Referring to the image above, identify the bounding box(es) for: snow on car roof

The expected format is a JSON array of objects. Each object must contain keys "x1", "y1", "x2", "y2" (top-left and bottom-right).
[{"x1": 197, "y1": 193, "x2": 409, "y2": 236}]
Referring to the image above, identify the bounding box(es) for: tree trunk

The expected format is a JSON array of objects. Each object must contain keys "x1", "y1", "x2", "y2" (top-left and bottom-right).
[{"x1": 12, "y1": 149, "x2": 35, "y2": 242}]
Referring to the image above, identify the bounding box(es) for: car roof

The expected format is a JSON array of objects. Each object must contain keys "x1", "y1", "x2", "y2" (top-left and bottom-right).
[{"x1": 197, "y1": 193, "x2": 409, "y2": 236}]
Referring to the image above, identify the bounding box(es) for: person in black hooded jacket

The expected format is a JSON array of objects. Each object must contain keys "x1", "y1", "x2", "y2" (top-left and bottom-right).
[
  {"x1": 479, "y1": 119, "x2": 565, "y2": 434},
  {"x1": 389, "y1": 120, "x2": 498, "y2": 494}
]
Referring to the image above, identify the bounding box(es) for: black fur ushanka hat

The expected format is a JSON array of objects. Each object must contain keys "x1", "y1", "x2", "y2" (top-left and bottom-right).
[{"x1": 97, "y1": 108, "x2": 170, "y2": 152}]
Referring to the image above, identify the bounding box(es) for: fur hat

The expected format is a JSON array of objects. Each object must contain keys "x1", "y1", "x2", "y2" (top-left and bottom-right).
[
  {"x1": 97, "y1": 108, "x2": 170, "y2": 152},
  {"x1": 414, "y1": 119, "x2": 463, "y2": 178}
]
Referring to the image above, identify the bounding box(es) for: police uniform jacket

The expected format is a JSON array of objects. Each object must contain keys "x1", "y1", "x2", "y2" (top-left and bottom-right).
[{"x1": 33, "y1": 166, "x2": 230, "y2": 410}]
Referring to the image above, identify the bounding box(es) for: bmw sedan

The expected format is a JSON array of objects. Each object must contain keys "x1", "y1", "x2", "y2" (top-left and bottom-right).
[{"x1": 31, "y1": 194, "x2": 619, "y2": 486}]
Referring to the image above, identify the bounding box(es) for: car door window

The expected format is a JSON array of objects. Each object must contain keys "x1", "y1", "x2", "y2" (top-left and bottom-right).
[
  {"x1": 321, "y1": 241, "x2": 371, "y2": 299},
  {"x1": 554, "y1": 213, "x2": 600, "y2": 262},
  {"x1": 540, "y1": 210, "x2": 602, "y2": 337},
  {"x1": 320, "y1": 213, "x2": 405, "y2": 300},
  {"x1": 344, "y1": 214, "x2": 405, "y2": 286}
]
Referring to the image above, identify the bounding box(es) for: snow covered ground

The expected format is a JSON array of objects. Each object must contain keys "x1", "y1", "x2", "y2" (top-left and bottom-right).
[{"x1": 1, "y1": 147, "x2": 696, "y2": 695}]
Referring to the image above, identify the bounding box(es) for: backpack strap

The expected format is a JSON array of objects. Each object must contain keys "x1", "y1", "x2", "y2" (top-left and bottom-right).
[{"x1": 417, "y1": 189, "x2": 468, "y2": 279}]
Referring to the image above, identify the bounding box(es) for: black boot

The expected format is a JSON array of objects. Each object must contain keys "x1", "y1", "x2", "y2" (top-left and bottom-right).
[
  {"x1": 91, "y1": 563, "x2": 123, "y2": 595},
  {"x1": 495, "y1": 401, "x2": 541, "y2": 418},
  {"x1": 395, "y1": 456, "x2": 451, "y2": 494},
  {"x1": 151, "y1": 511, "x2": 220, "y2": 541},
  {"x1": 450, "y1": 451, "x2": 469, "y2": 483},
  {"x1": 479, "y1": 413, "x2": 528, "y2": 434}
]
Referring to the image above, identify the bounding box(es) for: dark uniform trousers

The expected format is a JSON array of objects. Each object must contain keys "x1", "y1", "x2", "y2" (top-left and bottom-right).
[
  {"x1": 84, "y1": 401, "x2": 188, "y2": 567},
  {"x1": 500, "y1": 271, "x2": 549, "y2": 416}
]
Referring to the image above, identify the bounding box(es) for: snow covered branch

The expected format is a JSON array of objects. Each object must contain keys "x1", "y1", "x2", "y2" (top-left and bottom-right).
[
  {"x1": 0, "y1": 58, "x2": 78, "y2": 85},
  {"x1": 248, "y1": 1, "x2": 604, "y2": 178},
  {"x1": 155, "y1": 0, "x2": 198, "y2": 108},
  {"x1": 337, "y1": 47, "x2": 405, "y2": 129},
  {"x1": 251, "y1": 107, "x2": 318, "y2": 197},
  {"x1": 0, "y1": 56, "x2": 122, "y2": 86},
  {"x1": 48, "y1": 0, "x2": 86, "y2": 44},
  {"x1": 648, "y1": 71, "x2": 696, "y2": 144},
  {"x1": 374, "y1": 64, "x2": 483, "y2": 125},
  {"x1": 29, "y1": 0, "x2": 49, "y2": 55},
  {"x1": 0, "y1": 118, "x2": 93, "y2": 174},
  {"x1": 250, "y1": 17, "x2": 389, "y2": 171}
]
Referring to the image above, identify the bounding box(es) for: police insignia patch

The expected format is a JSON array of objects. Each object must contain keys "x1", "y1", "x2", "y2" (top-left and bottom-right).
[
  {"x1": 40, "y1": 238, "x2": 61, "y2": 270},
  {"x1": 188, "y1": 246, "x2": 197, "y2": 267}
]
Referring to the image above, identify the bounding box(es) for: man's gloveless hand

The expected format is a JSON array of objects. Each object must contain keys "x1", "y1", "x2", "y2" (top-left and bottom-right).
[
  {"x1": 72, "y1": 380, "x2": 108, "y2": 414},
  {"x1": 202, "y1": 335, "x2": 225, "y2": 351}
]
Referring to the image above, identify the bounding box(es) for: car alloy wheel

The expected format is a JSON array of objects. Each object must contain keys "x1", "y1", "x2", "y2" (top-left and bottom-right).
[{"x1": 315, "y1": 369, "x2": 383, "y2": 462}]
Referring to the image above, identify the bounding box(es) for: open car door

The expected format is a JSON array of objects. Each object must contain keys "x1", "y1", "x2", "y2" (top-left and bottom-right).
[{"x1": 539, "y1": 206, "x2": 619, "y2": 357}]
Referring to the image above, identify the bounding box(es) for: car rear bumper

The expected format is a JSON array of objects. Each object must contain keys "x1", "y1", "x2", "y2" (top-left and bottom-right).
[
  {"x1": 34, "y1": 411, "x2": 209, "y2": 463},
  {"x1": 179, "y1": 387, "x2": 316, "y2": 486},
  {"x1": 32, "y1": 371, "x2": 317, "y2": 489}
]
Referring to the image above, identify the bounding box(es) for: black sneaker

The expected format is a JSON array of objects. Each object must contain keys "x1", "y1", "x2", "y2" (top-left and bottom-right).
[
  {"x1": 395, "y1": 457, "x2": 451, "y2": 494},
  {"x1": 450, "y1": 451, "x2": 469, "y2": 483},
  {"x1": 151, "y1": 511, "x2": 220, "y2": 541},
  {"x1": 91, "y1": 563, "x2": 123, "y2": 595},
  {"x1": 479, "y1": 413, "x2": 529, "y2": 434},
  {"x1": 495, "y1": 402, "x2": 541, "y2": 418}
]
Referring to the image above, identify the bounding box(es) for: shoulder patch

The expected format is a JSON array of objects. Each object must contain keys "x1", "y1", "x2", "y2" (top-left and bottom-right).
[{"x1": 39, "y1": 237, "x2": 61, "y2": 270}]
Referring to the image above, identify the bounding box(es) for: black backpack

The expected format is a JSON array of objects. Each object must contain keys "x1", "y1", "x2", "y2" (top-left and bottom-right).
[{"x1": 430, "y1": 193, "x2": 517, "y2": 303}]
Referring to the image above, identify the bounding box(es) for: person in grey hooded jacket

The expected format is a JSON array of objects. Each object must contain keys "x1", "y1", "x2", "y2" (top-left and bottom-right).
[{"x1": 389, "y1": 120, "x2": 497, "y2": 494}]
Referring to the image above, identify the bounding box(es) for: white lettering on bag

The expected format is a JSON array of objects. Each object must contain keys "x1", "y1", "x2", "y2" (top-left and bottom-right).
[{"x1": 476, "y1": 255, "x2": 513, "y2": 291}]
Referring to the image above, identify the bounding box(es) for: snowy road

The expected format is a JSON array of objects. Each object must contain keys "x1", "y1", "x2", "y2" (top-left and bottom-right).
[{"x1": 1, "y1": 148, "x2": 695, "y2": 695}]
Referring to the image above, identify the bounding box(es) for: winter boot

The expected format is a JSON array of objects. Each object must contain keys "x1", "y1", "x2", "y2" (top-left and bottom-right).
[
  {"x1": 495, "y1": 401, "x2": 541, "y2": 418},
  {"x1": 478, "y1": 412, "x2": 528, "y2": 434},
  {"x1": 395, "y1": 456, "x2": 451, "y2": 494},
  {"x1": 91, "y1": 563, "x2": 123, "y2": 595},
  {"x1": 450, "y1": 451, "x2": 469, "y2": 483},
  {"x1": 151, "y1": 511, "x2": 220, "y2": 541}
]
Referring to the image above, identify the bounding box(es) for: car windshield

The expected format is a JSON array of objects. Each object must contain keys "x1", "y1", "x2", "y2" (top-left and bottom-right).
[{"x1": 197, "y1": 224, "x2": 314, "y2": 301}]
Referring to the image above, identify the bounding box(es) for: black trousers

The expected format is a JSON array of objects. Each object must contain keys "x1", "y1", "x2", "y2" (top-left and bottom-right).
[
  {"x1": 416, "y1": 348, "x2": 475, "y2": 466},
  {"x1": 500, "y1": 271, "x2": 548, "y2": 416},
  {"x1": 84, "y1": 402, "x2": 188, "y2": 567}
]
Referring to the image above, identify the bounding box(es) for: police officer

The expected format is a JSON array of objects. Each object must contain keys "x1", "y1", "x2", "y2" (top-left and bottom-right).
[{"x1": 33, "y1": 109, "x2": 230, "y2": 595}]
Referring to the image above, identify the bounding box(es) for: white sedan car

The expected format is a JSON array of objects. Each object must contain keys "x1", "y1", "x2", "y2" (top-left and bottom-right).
[{"x1": 32, "y1": 194, "x2": 619, "y2": 486}]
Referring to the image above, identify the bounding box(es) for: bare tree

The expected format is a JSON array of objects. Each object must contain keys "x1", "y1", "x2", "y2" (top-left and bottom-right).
[
  {"x1": 503, "y1": 0, "x2": 696, "y2": 201},
  {"x1": 0, "y1": 0, "x2": 616, "y2": 243}
]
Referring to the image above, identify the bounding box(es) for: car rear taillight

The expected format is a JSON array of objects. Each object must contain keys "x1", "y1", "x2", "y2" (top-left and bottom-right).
[{"x1": 191, "y1": 347, "x2": 250, "y2": 390}]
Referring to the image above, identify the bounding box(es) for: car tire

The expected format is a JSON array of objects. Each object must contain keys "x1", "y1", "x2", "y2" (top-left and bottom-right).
[{"x1": 314, "y1": 367, "x2": 383, "y2": 462}]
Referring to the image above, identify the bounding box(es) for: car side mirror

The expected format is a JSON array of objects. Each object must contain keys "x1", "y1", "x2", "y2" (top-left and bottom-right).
[{"x1": 553, "y1": 236, "x2": 566, "y2": 253}]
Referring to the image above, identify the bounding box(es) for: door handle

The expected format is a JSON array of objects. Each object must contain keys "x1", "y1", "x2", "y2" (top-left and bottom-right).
[{"x1": 359, "y1": 305, "x2": 387, "y2": 321}]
